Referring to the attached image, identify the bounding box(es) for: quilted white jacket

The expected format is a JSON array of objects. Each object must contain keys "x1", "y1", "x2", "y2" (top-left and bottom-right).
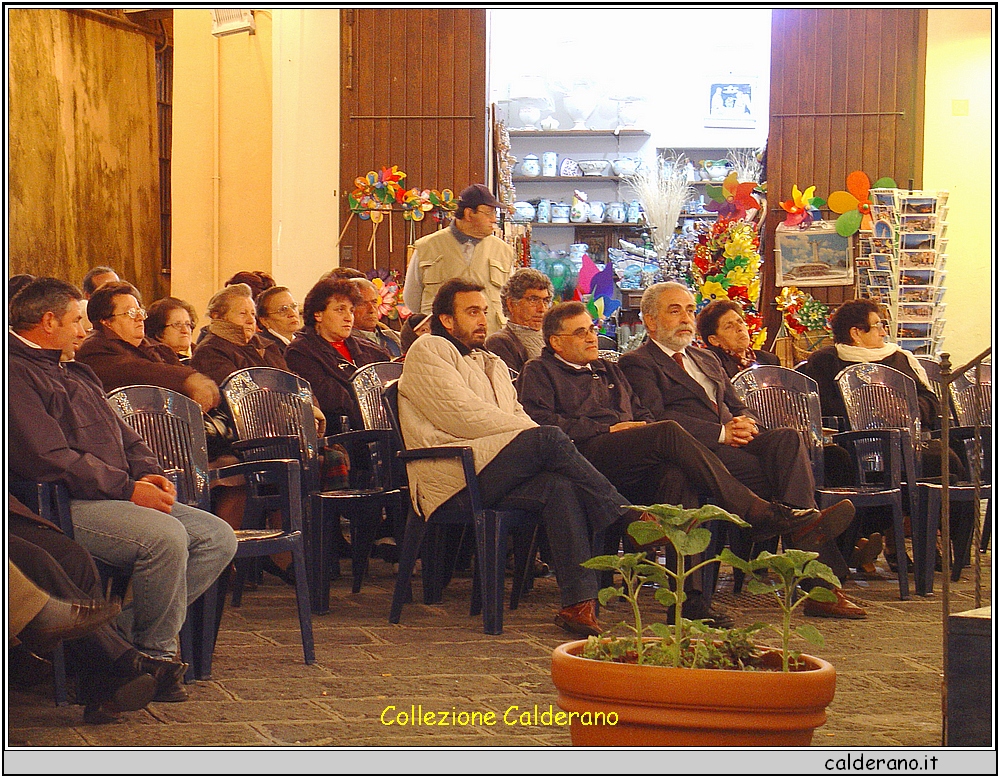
[{"x1": 398, "y1": 334, "x2": 536, "y2": 518}]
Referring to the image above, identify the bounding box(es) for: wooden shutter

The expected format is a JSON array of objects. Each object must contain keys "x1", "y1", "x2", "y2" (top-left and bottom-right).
[
  {"x1": 339, "y1": 8, "x2": 488, "y2": 277},
  {"x1": 764, "y1": 8, "x2": 927, "y2": 332}
]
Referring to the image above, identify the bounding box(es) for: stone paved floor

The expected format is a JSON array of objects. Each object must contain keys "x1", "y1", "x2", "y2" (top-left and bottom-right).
[{"x1": 6, "y1": 549, "x2": 992, "y2": 749}]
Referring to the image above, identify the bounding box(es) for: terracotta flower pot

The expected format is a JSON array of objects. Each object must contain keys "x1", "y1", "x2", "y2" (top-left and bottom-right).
[{"x1": 551, "y1": 639, "x2": 836, "y2": 746}]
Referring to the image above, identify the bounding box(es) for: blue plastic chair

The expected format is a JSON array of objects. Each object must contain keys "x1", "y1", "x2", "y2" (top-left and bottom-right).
[
  {"x1": 107, "y1": 385, "x2": 314, "y2": 676},
  {"x1": 220, "y1": 367, "x2": 406, "y2": 612},
  {"x1": 836, "y1": 363, "x2": 988, "y2": 596},
  {"x1": 733, "y1": 365, "x2": 909, "y2": 597},
  {"x1": 9, "y1": 480, "x2": 73, "y2": 706}
]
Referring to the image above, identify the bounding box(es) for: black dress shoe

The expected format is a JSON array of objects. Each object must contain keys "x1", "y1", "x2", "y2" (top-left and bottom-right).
[
  {"x1": 82, "y1": 673, "x2": 157, "y2": 724},
  {"x1": 750, "y1": 500, "x2": 855, "y2": 550},
  {"x1": 118, "y1": 650, "x2": 188, "y2": 699}
]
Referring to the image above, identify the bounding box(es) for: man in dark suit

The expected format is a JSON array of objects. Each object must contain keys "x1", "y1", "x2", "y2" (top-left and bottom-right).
[{"x1": 620, "y1": 282, "x2": 865, "y2": 619}]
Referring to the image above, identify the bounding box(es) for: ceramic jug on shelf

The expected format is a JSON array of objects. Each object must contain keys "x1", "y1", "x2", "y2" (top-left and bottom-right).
[
  {"x1": 521, "y1": 154, "x2": 541, "y2": 177},
  {"x1": 541, "y1": 152, "x2": 558, "y2": 177}
]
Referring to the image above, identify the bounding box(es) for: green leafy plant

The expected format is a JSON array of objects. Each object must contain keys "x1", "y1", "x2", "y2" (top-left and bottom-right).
[
  {"x1": 580, "y1": 503, "x2": 838, "y2": 672},
  {"x1": 720, "y1": 547, "x2": 841, "y2": 672}
]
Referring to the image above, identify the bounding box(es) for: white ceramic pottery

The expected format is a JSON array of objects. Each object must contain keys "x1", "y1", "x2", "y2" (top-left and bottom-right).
[
  {"x1": 536, "y1": 199, "x2": 551, "y2": 223},
  {"x1": 588, "y1": 201, "x2": 606, "y2": 223},
  {"x1": 612, "y1": 158, "x2": 638, "y2": 177},
  {"x1": 521, "y1": 155, "x2": 541, "y2": 177},
  {"x1": 552, "y1": 202, "x2": 571, "y2": 223},
  {"x1": 578, "y1": 160, "x2": 609, "y2": 176},
  {"x1": 541, "y1": 152, "x2": 558, "y2": 177},
  {"x1": 607, "y1": 202, "x2": 626, "y2": 224},
  {"x1": 513, "y1": 201, "x2": 536, "y2": 222},
  {"x1": 571, "y1": 200, "x2": 590, "y2": 223}
]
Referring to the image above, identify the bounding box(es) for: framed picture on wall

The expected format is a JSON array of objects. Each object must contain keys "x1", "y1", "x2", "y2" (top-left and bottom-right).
[
  {"x1": 704, "y1": 78, "x2": 757, "y2": 129},
  {"x1": 774, "y1": 222, "x2": 854, "y2": 287}
]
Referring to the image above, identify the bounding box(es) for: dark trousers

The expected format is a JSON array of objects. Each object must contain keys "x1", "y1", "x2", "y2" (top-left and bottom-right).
[
  {"x1": 438, "y1": 425, "x2": 628, "y2": 607},
  {"x1": 8, "y1": 518, "x2": 132, "y2": 669},
  {"x1": 579, "y1": 421, "x2": 764, "y2": 517},
  {"x1": 710, "y1": 427, "x2": 817, "y2": 508}
]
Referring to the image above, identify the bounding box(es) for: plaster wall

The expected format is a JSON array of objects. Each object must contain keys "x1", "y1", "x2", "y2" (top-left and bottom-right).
[{"x1": 922, "y1": 9, "x2": 994, "y2": 365}]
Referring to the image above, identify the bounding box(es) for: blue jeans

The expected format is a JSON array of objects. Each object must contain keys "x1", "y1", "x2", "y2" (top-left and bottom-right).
[{"x1": 69, "y1": 499, "x2": 237, "y2": 658}]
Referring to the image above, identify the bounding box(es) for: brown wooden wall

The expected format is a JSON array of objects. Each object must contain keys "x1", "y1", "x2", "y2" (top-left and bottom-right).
[
  {"x1": 7, "y1": 9, "x2": 166, "y2": 304},
  {"x1": 764, "y1": 8, "x2": 927, "y2": 337},
  {"x1": 339, "y1": 8, "x2": 488, "y2": 278}
]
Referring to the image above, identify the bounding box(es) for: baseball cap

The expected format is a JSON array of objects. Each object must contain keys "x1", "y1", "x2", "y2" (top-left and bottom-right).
[{"x1": 457, "y1": 183, "x2": 503, "y2": 213}]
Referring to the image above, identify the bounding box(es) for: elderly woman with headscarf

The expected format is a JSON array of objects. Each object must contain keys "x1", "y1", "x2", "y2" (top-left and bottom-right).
[{"x1": 190, "y1": 283, "x2": 288, "y2": 384}]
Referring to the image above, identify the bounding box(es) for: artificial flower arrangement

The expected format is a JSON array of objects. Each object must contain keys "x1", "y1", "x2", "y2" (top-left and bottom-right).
[
  {"x1": 775, "y1": 286, "x2": 831, "y2": 336},
  {"x1": 689, "y1": 214, "x2": 766, "y2": 350},
  {"x1": 365, "y1": 268, "x2": 411, "y2": 323}
]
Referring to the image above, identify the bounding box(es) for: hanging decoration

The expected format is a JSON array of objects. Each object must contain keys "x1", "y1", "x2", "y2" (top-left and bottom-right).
[
  {"x1": 779, "y1": 184, "x2": 826, "y2": 228},
  {"x1": 689, "y1": 217, "x2": 766, "y2": 348},
  {"x1": 705, "y1": 171, "x2": 760, "y2": 221},
  {"x1": 573, "y1": 250, "x2": 621, "y2": 327},
  {"x1": 341, "y1": 165, "x2": 457, "y2": 267},
  {"x1": 827, "y1": 171, "x2": 897, "y2": 237}
]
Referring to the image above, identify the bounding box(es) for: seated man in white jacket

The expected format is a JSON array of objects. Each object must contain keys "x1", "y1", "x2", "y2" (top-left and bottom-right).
[{"x1": 398, "y1": 278, "x2": 632, "y2": 637}]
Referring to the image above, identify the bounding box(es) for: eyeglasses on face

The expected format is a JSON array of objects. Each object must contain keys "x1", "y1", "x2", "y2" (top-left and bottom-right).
[
  {"x1": 517, "y1": 294, "x2": 552, "y2": 308},
  {"x1": 167, "y1": 320, "x2": 194, "y2": 332},
  {"x1": 268, "y1": 304, "x2": 299, "y2": 316},
  {"x1": 111, "y1": 307, "x2": 147, "y2": 321},
  {"x1": 554, "y1": 324, "x2": 599, "y2": 339}
]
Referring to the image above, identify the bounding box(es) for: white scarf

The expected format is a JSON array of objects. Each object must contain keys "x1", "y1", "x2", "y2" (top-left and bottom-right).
[{"x1": 835, "y1": 342, "x2": 932, "y2": 389}]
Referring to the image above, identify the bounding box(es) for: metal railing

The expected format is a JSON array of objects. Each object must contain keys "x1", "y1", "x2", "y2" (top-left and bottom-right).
[{"x1": 937, "y1": 347, "x2": 991, "y2": 745}]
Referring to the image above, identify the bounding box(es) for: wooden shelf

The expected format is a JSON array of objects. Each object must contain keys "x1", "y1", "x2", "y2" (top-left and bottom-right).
[
  {"x1": 519, "y1": 222, "x2": 644, "y2": 228},
  {"x1": 508, "y1": 129, "x2": 649, "y2": 138},
  {"x1": 513, "y1": 175, "x2": 622, "y2": 183}
]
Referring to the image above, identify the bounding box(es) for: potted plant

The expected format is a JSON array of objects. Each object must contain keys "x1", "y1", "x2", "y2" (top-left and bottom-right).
[{"x1": 550, "y1": 503, "x2": 841, "y2": 746}]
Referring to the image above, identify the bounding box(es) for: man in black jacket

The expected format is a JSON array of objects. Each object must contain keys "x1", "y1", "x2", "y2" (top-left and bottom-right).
[
  {"x1": 8, "y1": 278, "x2": 238, "y2": 698},
  {"x1": 519, "y1": 301, "x2": 865, "y2": 620}
]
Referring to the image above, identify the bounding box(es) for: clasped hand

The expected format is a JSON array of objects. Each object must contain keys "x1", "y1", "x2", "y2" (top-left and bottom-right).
[
  {"x1": 130, "y1": 474, "x2": 177, "y2": 513},
  {"x1": 723, "y1": 415, "x2": 758, "y2": 447}
]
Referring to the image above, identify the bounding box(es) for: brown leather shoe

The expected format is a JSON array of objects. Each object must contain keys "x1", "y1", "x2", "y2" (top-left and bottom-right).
[
  {"x1": 554, "y1": 599, "x2": 603, "y2": 637},
  {"x1": 789, "y1": 500, "x2": 856, "y2": 551},
  {"x1": 27, "y1": 598, "x2": 122, "y2": 647},
  {"x1": 803, "y1": 588, "x2": 867, "y2": 619}
]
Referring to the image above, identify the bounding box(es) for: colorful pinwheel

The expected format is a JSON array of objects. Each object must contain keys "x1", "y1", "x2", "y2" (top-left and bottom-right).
[
  {"x1": 779, "y1": 184, "x2": 825, "y2": 228},
  {"x1": 366, "y1": 268, "x2": 411, "y2": 321},
  {"x1": 705, "y1": 172, "x2": 760, "y2": 220},
  {"x1": 827, "y1": 171, "x2": 897, "y2": 237}
]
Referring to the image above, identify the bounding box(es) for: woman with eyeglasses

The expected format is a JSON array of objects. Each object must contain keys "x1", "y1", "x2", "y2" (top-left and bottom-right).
[
  {"x1": 76, "y1": 282, "x2": 220, "y2": 414},
  {"x1": 798, "y1": 297, "x2": 967, "y2": 574},
  {"x1": 797, "y1": 298, "x2": 939, "y2": 427},
  {"x1": 146, "y1": 297, "x2": 199, "y2": 362},
  {"x1": 255, "y1": 286, "x2": 302, "y2": 354}
]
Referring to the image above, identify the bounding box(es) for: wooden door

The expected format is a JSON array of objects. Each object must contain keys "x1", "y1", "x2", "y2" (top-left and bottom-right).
[
  {"x1": 764, "y1": 8, "x2": 927, "y2": 336},
  {"x1": 339, "y1": 8, "x2": 488, "y2": 278}
]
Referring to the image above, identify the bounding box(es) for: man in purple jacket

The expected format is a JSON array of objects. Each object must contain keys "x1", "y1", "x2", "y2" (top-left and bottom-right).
[{"x1": 8, "y1": 278, "x2": 238, "y2": 700}]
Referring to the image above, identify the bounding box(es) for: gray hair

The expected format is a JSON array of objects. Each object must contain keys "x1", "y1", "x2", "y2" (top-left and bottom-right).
[
  {"x1": 350, "y1": 277, "x2": 379, "y2": 295},
  {"x1": 640, "y1": 281, "x2": 691, "y2": 322},
  {"x1": 207, "y1": 283, "x2": 253, "y2": 320},
  {"x1": 500, "y1": 268, "x2": 554, "y2": 316}
]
